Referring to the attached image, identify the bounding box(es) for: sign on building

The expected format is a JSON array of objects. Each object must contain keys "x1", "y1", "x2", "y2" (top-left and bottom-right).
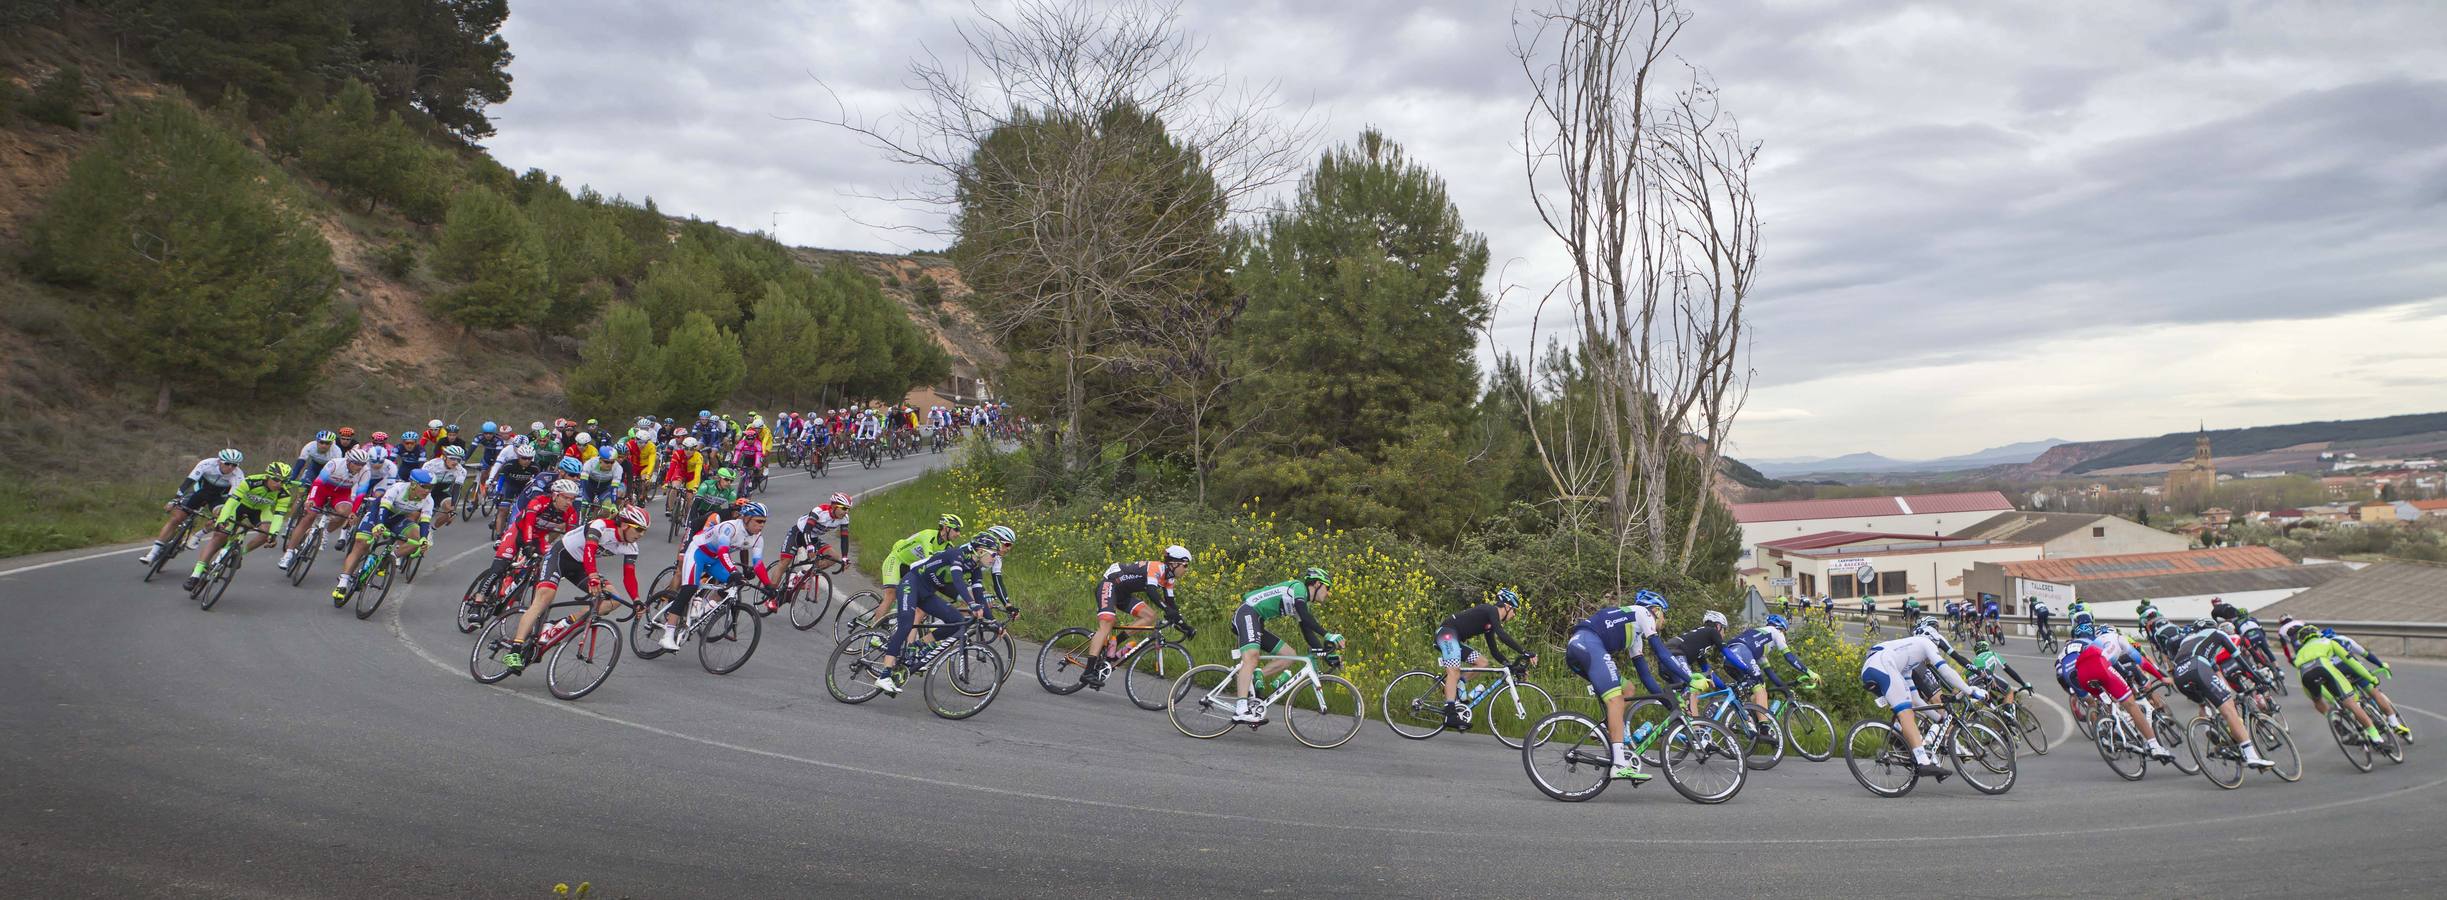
[{"x1": 2018, "y1": 579, "x2": 2077, "y2": 607}]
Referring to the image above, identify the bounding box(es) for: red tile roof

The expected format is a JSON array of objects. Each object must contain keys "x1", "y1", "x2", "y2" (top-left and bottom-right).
[
  {"x1": 2409, "y1": 499, "x2": 2447, "y2": 511},
  {"x1": 1997, "y1": 546, "x2": 2294, "y2": 583},
  {"x1": 1731, "y1": 491, "x2": 2014, "y2": 524},
  {"x1": 1760, "y1": 531, "x2": 1945, "y2": 551}
]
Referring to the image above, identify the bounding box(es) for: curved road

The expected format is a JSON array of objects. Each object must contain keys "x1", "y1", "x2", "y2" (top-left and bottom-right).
[{"x1": 7, "y1": 456, "x2": 2445, "y2": 898}]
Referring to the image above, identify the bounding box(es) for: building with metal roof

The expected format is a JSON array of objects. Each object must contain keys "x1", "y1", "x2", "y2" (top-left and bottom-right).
[{"x1": 1948, "y1": 511, "x2": 2189, "y2": 559}]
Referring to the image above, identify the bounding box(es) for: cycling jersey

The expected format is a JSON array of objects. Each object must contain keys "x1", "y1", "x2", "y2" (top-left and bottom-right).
[
  {"x1": 357, "y1": 481, "x2": 433, "y2": 535},
  {"x1": 488, "y1": 458, "x2": 540, "y2": 500},
  {"x1": 2292, "y1": 635, "x2": 2378, "y2": 701},
  {"x1": 307, "y1": 458, "x2": 369, "y2": 510},
  {"x1": 1727, "y1": 625, "x2": 1809, "y2": 686},
  {"x1": 881, "y1": 528, "x2": 953, "y2": 585},
  {"x1": 1434, "y1": 603, "x2": 1527, "y2": 666},
  {"x1": 779, "y1": 507, "x2": 850, "y2": 560},
  {"x1": 683, "y1": 517, "x2": 766, "y2": 587},
  {"x1": 579, "y1": 457, "x2": 622, "y2": 484},
  {"x1": 1232, "y1": 579, "x2": 1328, "y2": 655},
  {"x1": 556, "y1": 516, "x2": 641, "y2": 598},
  {"x1": 212, "y1": 472, "x2": 293, "y2": 529},
  {"x1": 179, "y1": 457, "x2": 242, "y2": 499},
  {"x1": 1966, "y1": 649, "x2": 2031, "y2": 692},
  {"x1": 418, "y1": 458, "x2": 469, "y2": 495},
  {"x1": 1861, "y1": 634, "x2": 1971, "y2": 711},
  {"x1": 292, "y1": 440, "x2": 341, "y2": 481},
  {"x1": 1098, "y1": 560, "x2": 1180, "y2": 622},
  {"x1": 1564, "y1": 605, "x2": 1669, "y2": 701},
  {"x1": 1662, "y1": 623, "x2": 1728, "y2": 682}
]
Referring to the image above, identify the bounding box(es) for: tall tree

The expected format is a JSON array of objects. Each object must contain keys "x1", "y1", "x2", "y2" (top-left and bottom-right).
[
  {"x1": 430, "y1": 186, "x2": 548, "y2": 331},
  {"x1": 659, "y1": 313, "x2": 746, "y2": 417},
  {"x1": 740, "y1": 282, "x2": 822, "y2": 407},
  {"x1": 349, "y1": 0, "x2": 514, "y2": 142},
  {"x1": 566, "y1": 304, "x2": 670, "y2": 422},
  {"x1": 634, "y1": 247, "x2": 740, "y2": 338},
  {"x1": 24, "y1": 97, "x2": 349, "y2": 412}
]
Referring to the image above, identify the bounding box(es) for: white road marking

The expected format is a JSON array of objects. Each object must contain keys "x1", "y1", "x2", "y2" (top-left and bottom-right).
[{"x1": 0, "y1": 545, "x2": 147, "y2": 578}]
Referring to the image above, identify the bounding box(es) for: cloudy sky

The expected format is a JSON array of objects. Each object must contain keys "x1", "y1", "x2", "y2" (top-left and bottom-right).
[{"x1": 485, "y1": 0, "x2": 2447, "y2": 461}]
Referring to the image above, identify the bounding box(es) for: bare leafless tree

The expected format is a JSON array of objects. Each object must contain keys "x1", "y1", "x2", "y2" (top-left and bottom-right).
[
  {"x1": 805, "y1": 0, "x2": 1310, "y2": 470},
  {"x1": 1510, "y1": 0, "x2": 1760, "y2": 578}
]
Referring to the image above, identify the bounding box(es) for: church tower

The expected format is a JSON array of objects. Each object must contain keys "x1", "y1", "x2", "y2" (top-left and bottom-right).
[{"x1": 2165, "y1": 423, "x2": 2216, "y2": 510}]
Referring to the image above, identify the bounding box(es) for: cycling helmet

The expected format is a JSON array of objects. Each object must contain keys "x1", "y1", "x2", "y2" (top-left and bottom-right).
[
  {"x1": 938, "y1": 513, "x2": 964, "y2": 530},
  {"x1": 338, "y1": 426, "x2": 356, "y2": 438},
  {"x1": 615, "y1": 505, "x2": 650, "y2": 529},
  {"x1": 442, "y1": 446, "x2": 467, "y2": 461},
  {"x1": 481, "y1": 421, "x2": 496, "y2": 434},
  {"x1": 2320, "y1": 626, "x2": 2338, "y2": 640},
  {"x1": 1302, "y1": 566, "x2": 1333, "y2": 586},
  {"x1": 531, "y1": 421, "x2": 546, "y2": 432},
  {"x1": 315, "y1": 430, "x2": 336, "y2": 443},
  {"x1": 1494, "y1": 588, "x2": 1522, "y2": 609},
  {"x1": 830, "y1": 491, "x2": 854, "y2": 508},
  {"x1": 558, "y1": 457, "x2": 584, "y2": 474},
  {"x1": 2071, "y1": 622, "x2": 2097, "y2": 640},
  {"x1": 983, "y1": 524, "x2": 1016, "y2": 545},
  {"x1": 372, "y1": 431, "x2": 390, "y2": 443},
  {"x1": 575, "y1": 432, "x2": 592, "y2": 445},
  {"x1": 1703, "y1": 610, "x2": 1729, "y2": 627},
  {"x1": 586, "y1": 418, "x2": 599, "y2": 427},
  {"x1": 427, "y1": 418, "x2": 443, "y2": 430},
  {"x1": 217, "y1": 449, "x2": 244, "y2": 465},
  {"x1": 1163, "y1": 544, "x2": 1192, "y2": 563},
  {"x1": 682, "y1": 436, "x2": 701, "y2": 449},
  {"x1": 698, "y1": 409, "x2": 713, "y2": 418},
  {"x1": 1764, "y1": 614, "x2": 1788, "y2": 631},
  {"x1": 1916, "y1": 615, "x2": 1939, "y2": 633},
  {"x1": 345, "y1": 448, "x2": 371, "y2": 464},
  {"x1": 2191, "y1": 617, "x2": 2216, "y2": 633},
  {"x1": 552, "y1": 479, "x2": 580, "y2": 496},
  {"x1": 2070, "y1": 610, "x2": 2095, "y2": 627},
  {"x1": 1631, "y1": 589, "x2": 1667, "y2": 610},
  {"x1": 261, "y1": 461, "x2": 293, "y2": 480},
  {"x1": 737, "y1": 501, "x2": 768, "y2": 519},
  {"x1": 445, "y1": 424, "x2": 460, "y2": 434},
  {"x1": 515, "y1": 445, "x2": 537, "y2": 459},
  {"x1": 715, "y1": 467, "x2": 737, "y2": 480},
  {"x1": 407, "y1": 469, "x2": 435, "y2": 486}
]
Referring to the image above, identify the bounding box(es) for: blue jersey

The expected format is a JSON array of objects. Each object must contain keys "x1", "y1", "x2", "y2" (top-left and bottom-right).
[
  {"x1": 908, "y1": 544, "x2": 986, "y2": 600},
  {"x1": 1569, "y1": 606, "x2": 1659, "y2": 655}
]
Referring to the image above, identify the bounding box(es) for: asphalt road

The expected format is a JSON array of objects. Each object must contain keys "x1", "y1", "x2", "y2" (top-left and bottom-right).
[{"x1": 7, "y1": 456, "x2": 2446, "y2": 899}]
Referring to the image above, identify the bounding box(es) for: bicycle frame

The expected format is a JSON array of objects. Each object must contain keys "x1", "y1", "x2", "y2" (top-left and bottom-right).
[
  {"x1": 1451, "y1": 665, "x2": 1532, "y2": 716},
  {"x1": 1206, "y1": 653, "x2": 1330, "y2": 712}
]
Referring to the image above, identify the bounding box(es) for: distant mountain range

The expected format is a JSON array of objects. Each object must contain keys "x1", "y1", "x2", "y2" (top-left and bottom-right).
[{"x1": 1750, "y1": 439, "x2": 2069, "y2": 477}]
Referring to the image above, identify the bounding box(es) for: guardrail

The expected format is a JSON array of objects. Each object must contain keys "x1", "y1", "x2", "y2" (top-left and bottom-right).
[{"x1": 1781, "y1": 607, "x2": 2447, "y2": 658}]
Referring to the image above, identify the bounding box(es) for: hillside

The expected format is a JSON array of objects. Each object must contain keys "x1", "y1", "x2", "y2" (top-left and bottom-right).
[
  {"x1": 1751, "y1": 438, "x2": 2068, "y2": 478},
  {"x1": 2063, "y1": 412, "x2": 2447, "y2": 475}
]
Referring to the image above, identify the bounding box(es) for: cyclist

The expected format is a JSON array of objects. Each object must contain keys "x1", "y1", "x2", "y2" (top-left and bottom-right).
[
  {"x1": 683, "y1": 467, "x2": 741, "y2": 536},
  {"x1": 2170, "y1": 619, "x2": 2278, "y2": 769},
  {"x1": 765, "y1": 494, "x2": 856, "y2": 615},
  {"x1": 181, "y1": 462, "x2": 295, "y2": 592},
  {"x1": 2065, "y1": 599, "x2": 2093, "y2": 627},
  {"x1": 1943, "y1": 599, "x2": 1963, "y2": 630},
  {"x1": 1079, "y1": 545, "x2": 1194, "y2": 689},
  {"x1": 1964, "y1": 640, "x2": 2034, "y2": 700},
  {"x1": 1978, "y1": 595, "x2": 2001, "y2": 638},
  {"x1": 1431, "y1": 588, "x2": 1537, "y2": 728},
  {"x1": 662, "y1": 437, "x2": 707, "y2": 497},
  {"x1": 869, "y1": 529, "x2": 1007, "y2": 696},
  {"x1": 2232, "y1": 613, "x2": 2278, "y2": 670},
  {"x1": 1660, "y1": 610, "x2": 1735, "y2": 715},
  {"x1": 2288, "y1": 623, "x2": 2401, "y2": 744},
  {"x1": 1726, "y1": 614, "x2": 1817, "y2": 726},
  {"x1": 1859, "y1": 594, "x2": 1878, "y2": 629},
  {"x1": 1227, "y1": 567, "x2": 1342, "y2": 724},
  {"x1": 2323, "y1": 627, "x2": 2394, "y2": 679},
  {"x1": 1860, "y1": 624, "x2": 1986, "y2": 777},
  {"x1": 500, "y1": 504, "x2": 648, "y2": 673},
  {"x1": 576, "y1": 451, "x2": 623, "y2": 510},
  {"x1": 472, "y1": 422, "x2": 506, "y2": 473},
  {"x1": 1900, "y1": 596, "x2": 1923, "y2": 625},
  {"x1": 660, "y1": 499, "x2": 772, "y2": 653},
  {"x1": 139, "y1": 449, "x2": 245, "y2": 568},
  {"x1": 477, "y1": 477, "x2": 582, "y2": 615},
  {"x1": 880, "y1": 514, "x2": 964, "y2": 613},
  {"x1": 419, "y1": 446, "x2": 471, "y2": 526},
  {"x1": 485, "y1": 444, "x2": 543, "y2": 535},
  {"x1": 329, "y1": 469, "x2": 435, "y2": 602},
  {"x1": 281, "y1": 448, "x2": 371, "y2": 569},
  {"x1": 2053, "y1": 623, "x2": 2177, "y2": 763},
  {"x1": 1820, "y1": 595, "x2": 1835, "y2": 626},
  {"x1": 1563, "y1": 590, "x2": 1673, "y2": 781},
  {"x1": 2028, "y1": 598, "x2": 2053, "y2": 642},
  {"x1": 291, "y1": 431, "x2": 342, "y2": 486},
  {"x1": 2135, "y1": 599, "x2": 2161, "y2": 630},
  {"x1": 2310, "y1": 625, "x2": 2411, "y2": 737}
]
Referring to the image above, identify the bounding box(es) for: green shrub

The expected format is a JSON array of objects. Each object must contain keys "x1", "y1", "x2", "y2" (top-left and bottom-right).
[
  {"x1": 0, "y1": 76, "x2": 24, "y2": 122},
  {"x1": 374, "y1": 241, "x2": 418, "y2": 279},
  {"x1": 26, "y1": 64, "x2": 83, "y2": 128}
]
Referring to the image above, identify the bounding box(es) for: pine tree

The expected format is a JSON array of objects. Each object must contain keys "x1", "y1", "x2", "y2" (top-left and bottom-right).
[
  {"x1": 430, "y1": 187, "x2": 548, "y2": 331},
  {"x1": 24, "y1": 97, "x2": 348, "y2": 412},
  {"x1": 634, "y1": 247, "x2": 740, "y2": 337},
  {"x1": 27, "y1": 64, "x2": 83, "y2": 128},
  {"x1": 741, "y1": 282, "x2": 822, "y2": 406},
  {"x1": 566, "y1": 304, "x2": 670, "y2": 422},
  {"x1": 659, "y1": 312, "x2": 746, "y2": 416}
]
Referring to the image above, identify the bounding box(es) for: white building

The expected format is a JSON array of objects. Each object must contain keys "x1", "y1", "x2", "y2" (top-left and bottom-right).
[{"x1": 1731, "y1": 492, "x2": 2017, "y2": 571}]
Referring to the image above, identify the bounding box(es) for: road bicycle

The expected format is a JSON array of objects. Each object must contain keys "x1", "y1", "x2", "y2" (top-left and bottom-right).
[
  {"x1": 1764, "y1": 683, "x2": 1837, "y2": 762},
  {"x1": 2322, "y1": 689, "x2": 2404, "y2": 773},
  {"x1": 1519, "y1": 687, "x2": 1748, "y2": 804},
  {"x1": 1037, "y1": 619, "x2": 1196, "y2": 712},
  {"x1": 2036, "y1": 621, "x2": 2059, "y2": 655},
  {"x1": 825, "y1": 611, "x2": 1008, "y2": 720},
  {"x1": 187, "y1": 521, "x2": 272, "y2": 611},
  {"x1": 1963, "y1": 678, "x2": 2049, "y2": 757},
  {"x1": 140, "y1": 496, "x2": 210, "y2": 583},
  {"x1": 469, "y1": 588, "x2": 625, "y2": 700},
  {"x1": 1842, "y1": 697, "x2": 2017, "y2": 797},
  {"x1": 333, "y1": 527, "x2": 426, "y2": 621},
  {"x1": 2188, "y1": 701, "x2": 2302, "y2": 789},
  {"x1": 855, "y1": 597, "x2": 1017, "y2": 681},
  {"x1": 630, "y1": 581, "x2": 765, "y2": 675},
  {"x1": 457, "y1": 552, "x2": 545, "y2": 634},
  {"x1": 1675, "y1": 675, "x2": 1784, "y2": 770},
  {"x1": 771, "y1": 552, "x2": 849, "y2": 632},
  {"x1": 1165, "y1": 653, "x2": 1363, "y2": 749},
  {"x1": 281, "y1": 502, "x2": 346, "y2": 586},
  {"x1": 2088, "y1": 680, "x2": 2197, "y2": 780},
  {"x1": 1380, "y1": 658, "x2": 1555, "y2": 749}
]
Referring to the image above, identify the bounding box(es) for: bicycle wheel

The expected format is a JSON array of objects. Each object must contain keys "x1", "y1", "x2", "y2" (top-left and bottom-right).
[
  {"x1": 470, "y1": 615, "x2": 519, "y2": 684},
  {"x1": 356, "y1": 558, "x2": 394, "y2": 620},
  {"x1": 546, "y1": 621, "x2": 622, "y2": 700},
  {"x1": 1844, "y1": 720, "x2": 1918, "y2": 798},
  {"x1": 785, "y1": 571, "x2": 832, "y2": 631},
  {"x1": 1284, "y1": 674, "x2": 1363, "y2": 749},
  {"x1": 1950, "y1": 721, "x2": 2018, "y2": 795},
  {"x1": 1658, "y1": 718, "x2": 1747, "y2": 804},
  {"x1": 1781, "y1": 700, "x2": 1836, "y2": 762},
  {"x1": 834, "y1": 590, "x2": 882, "y2": 641},
  {"x1": 2010, "y1": 703, "x2": 2049, "y2": 756},
  {"x1": 1033, "y1": 627, "x2": 1096, "y2": 695},
  {"x1": 2266, "y1": 663, "x2": 2290, "y2": 696},
  {"x1": 1736, "y1": 702, "x2": 1784, "y2": 771},
  {"x1": 2328, "y1": 711, "x2": 2374, "y2": 772},
  {"x1": 287, "y1": 531, "x2": 319, "y2": 585},
  {"x1": 1123, "y1": 641, "x2": 1192, "y2": 712},
  {"x1": 924, "y1": 644, "x2": 1005, "y2": 720},
  {"x1": 404, "y1": 548, "x2": 423, "y2": 584},
  {"x1": 1520, "y1": 711, "x2": 1613, "y2": 802},
  {"x1": 2254, "y1": 715, "x2": 2303, "y2": 782},
  {"x1": 1165, "y1": 664, "x2": 1241, "y2": 739},
  {"x1": 2097, "y1": 721, "x2": 2146, "y2": 781},
  {"x1": 823, "y1": 629, "x2": 889, "y2": 704},
  {"x1": 2189, "y1": 716, "x2": 2244, "y2": 790},
  {"x1": 1380, "y1": 670, "x2": 1449, "y2": 740},
  {"x1": 698, "y1": 600, "x2": 762, "y2": 675},
  {"x1": 2073, "y1": 698, "x2": 2099, "y2": 740},
  {"x1": 458, "y1": 570, "x2": 499, "y2": 634},
  {"x1": 2154, "y1": 708, "x2": 2200, "y2": 775},
  {"x1": 631, "y1": 589, "x2": 680, "y2": 660},
  {"x1": 2366, "y1": 700, "x2": 2405, "y2": 765},
  {"x1": 1487, "y1": 682, "x2": 1557, "y2": 750},
  {"x1": 200, "y1": 556, "x2": 236, "y2": 611}
]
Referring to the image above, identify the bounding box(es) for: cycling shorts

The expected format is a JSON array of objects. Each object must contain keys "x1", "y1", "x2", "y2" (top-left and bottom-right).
[
  {"x1": 1564, "y1": 630, "x2": 1623, "y2": 701},
  {"x1": 1859, "y1": 663, "x2": 1920, "y2": 712},
  {"x1": 2171, "y1": 658, "x2": 2231, "y2": 706},
  {"x1": 354, "y1": 510, "x2": 425, "y2": 541},
  {"x1": 1231, "y1": 605, "x2": 1283, "y2": 655},
  {"x1": 305, "y1": 482, "x2": 356, "y2": 512},
  {"x1": 1436, "y1": 629, "x2": 1486, "y2": 668},
  {"x1": 686, "y1": 546, "x2": 735, "y2": 586},
  {"x1": 179, "y1": 484, "x2": 231, "y2": 512},
  {"x1": 1096, "y1": 580, "x2": 1150, "y2": 622},
  {"x1": 553, "y1": 547, "x2": 594, "y2": 589},
  {"x1": 2073, "y1": 648, "x2": 2131, "y2": 701},
  {"x1": 581, "y1": 479, "x2": 618, "y2": 505}
]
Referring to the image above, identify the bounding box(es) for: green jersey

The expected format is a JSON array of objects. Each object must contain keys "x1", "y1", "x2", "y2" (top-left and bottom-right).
[
  {"x1": 1239, "y1": 579, "x2": 1308, "y2": 620},
  {"x1": 2292, "y1": 636, "x2": 2376, "y2": 684},
  {"x1": 885, "y1": 529, "x2": 953, "y2": 572},
  {"x1": 1971, "y1": 650, "x2": 2004, "y2": 673}
]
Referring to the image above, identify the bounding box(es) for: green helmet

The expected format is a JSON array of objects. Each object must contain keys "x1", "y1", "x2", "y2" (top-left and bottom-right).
[
  {"x1": 716, "y1": 467, "x2": 738, "y2": 480},
  {"x1": 939, "y1": 513, "x2": 965, "y2": 531},
  {"x1": 1301, "y1": 566, "x2": 1332, "y2": 586}
]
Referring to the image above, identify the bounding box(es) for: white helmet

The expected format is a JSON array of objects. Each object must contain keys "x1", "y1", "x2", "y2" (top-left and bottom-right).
[
  {"x1": 574, "y1": 432, "x2": 592, "y2": 445},
  {"x1": 1164, "y1": 544, "x2": 1192, "y2": 563},
  {"x1": 530, "y1": 421, "x2": 546, "y2": 431},
  {"x1": 515, "y1": 445, "x2": 537, "y2": 459},
  {"x1": 345, "y1": 448, "x2": 371, "y2": 464},
  {"x1": 830, "y1": 491, "x2": 853, "y2": 508},
  {"x1": 1702, "y1": 610, "x2": 1728, "y2": 628},
  {"x1": 551, "y1": 479, "x2": 581, "y2": 497},
  {"x1": 427, "y1": 418, "x2": 443, "y2": 430},
  {"x1": 682, "y1": 436, "x2": 701, "y2": 449}
]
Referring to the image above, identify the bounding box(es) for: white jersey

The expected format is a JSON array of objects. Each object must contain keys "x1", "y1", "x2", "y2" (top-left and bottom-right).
[
  {"x1": 312, "y1": 457, "x2": 368, "y2": 489},
  {"x1": 368, "y1": 480, "x2": 434, "y2": 519},
  {"x1": 561, "y1": 516, "x2": 641, "y2": 559},
  {"x1": 1865, "y1": 634, "x2": 1954, "y2": 678},
  {"x1": 580, "y1": 456, "x2": 623, "y2": 484},
  {"x1": 418, "y1": 458, "x2": 469, "y2": 486},
  {"x1": 687, "y1": 517, "x2": 764, "y2": 565},
  {"x1": 185, "y1": 458, "x2": 241, "y2": 489},
  {"x1": 295, "y1": 440, "x2": 342, "y2": 472}
]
